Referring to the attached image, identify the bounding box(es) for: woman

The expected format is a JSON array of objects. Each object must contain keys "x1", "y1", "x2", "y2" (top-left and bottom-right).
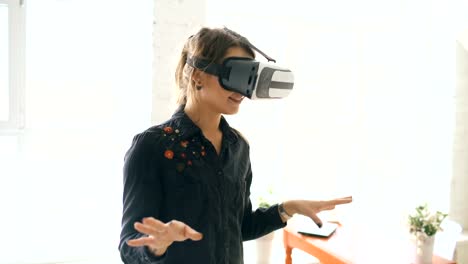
[{"x1": 119, "y1": 27, "x2": 352, "y2": 264}]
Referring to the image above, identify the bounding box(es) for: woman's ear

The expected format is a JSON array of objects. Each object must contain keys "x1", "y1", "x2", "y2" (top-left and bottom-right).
[{"x1": 191, "y1": 69, "x2": 202, "y2": 84}]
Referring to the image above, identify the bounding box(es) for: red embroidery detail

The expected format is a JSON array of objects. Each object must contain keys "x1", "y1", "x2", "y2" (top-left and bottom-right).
[
  {"x1": 163, "y1": 126, "x2": 173, "y2": 134},
  {"x1": 164, "y1": 150, "x2": 174, "y2": 159},
  {"x1": 180, "y1": 140, "x2": 189, "y2": 148}
]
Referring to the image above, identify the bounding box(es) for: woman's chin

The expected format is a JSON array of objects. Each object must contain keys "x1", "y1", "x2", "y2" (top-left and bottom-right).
[{"x1": 222, "y1": 105, "x2": 241, "y2": 115}]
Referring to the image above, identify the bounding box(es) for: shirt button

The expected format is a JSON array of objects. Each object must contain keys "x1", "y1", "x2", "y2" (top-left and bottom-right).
[{"x1": 217, "y1": 170, "x2": 223, "y2": 176}]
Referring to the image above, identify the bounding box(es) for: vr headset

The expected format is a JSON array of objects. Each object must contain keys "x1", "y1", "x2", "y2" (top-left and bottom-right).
[{"x1": 186, "y1": 27, "x2": 294, "y2": 100}]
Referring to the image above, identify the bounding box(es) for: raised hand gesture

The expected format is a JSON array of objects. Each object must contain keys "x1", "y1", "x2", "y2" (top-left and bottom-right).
[
  {"x1": 127, "y1": 217, "x2": 203, "y2": 256},
  {"x1": 282, "y1": 196, "x2": 353, "y2": 227}
]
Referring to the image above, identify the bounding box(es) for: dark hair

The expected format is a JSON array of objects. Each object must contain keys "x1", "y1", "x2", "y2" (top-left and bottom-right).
[{"x1": 174, "y1": 27, "x2": 255, "y2": 105}]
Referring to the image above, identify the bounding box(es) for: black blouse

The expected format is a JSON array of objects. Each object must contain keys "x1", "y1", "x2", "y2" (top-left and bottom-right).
[{"x1": 119, "y1": 106, "x2": 286, "y2": 264}]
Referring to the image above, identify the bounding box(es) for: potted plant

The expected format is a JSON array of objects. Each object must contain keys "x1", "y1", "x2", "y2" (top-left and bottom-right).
[
  {"x1": 408, "y1": 203, "x2": 448, "y2": 264},
  {"x1": 258, "y1": 189, "x2": 274, "y2": 209}
]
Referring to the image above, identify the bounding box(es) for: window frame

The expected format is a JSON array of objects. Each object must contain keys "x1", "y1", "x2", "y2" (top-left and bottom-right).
[{"x1": 0, "y1": 0, "x2": 25, "y2": 132}]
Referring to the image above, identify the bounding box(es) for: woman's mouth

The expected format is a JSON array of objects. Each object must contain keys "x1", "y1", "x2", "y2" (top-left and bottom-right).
[{"x1": 228, "y1": 96, "x2": 244, "y2": 104}]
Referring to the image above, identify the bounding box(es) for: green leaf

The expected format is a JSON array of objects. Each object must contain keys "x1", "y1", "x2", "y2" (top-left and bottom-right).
[{"x1": 408, "y1": 203, "x2": 448, "y2": 237}]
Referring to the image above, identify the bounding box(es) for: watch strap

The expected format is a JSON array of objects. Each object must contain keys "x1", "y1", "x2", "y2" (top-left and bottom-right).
[{"x1": 278, "y1": 203, "x2": 293, "y2": 220}]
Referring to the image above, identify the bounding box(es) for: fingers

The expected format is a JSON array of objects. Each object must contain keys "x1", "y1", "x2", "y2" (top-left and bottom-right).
[
  {"x1": 133, "y1": 217, "x2": 170, "y2": 238},
  {"x1": 134, "y1": 222, "x2": 159, "y2": 235},
  {"x1": 142, "y1": 217, "x2": 167, "y2": 232},
  {"x1": 129, "y1": 218, "x2": 170, "y2": 249},
  {"x1": 183, "y1": 224, "x2": 203, "y2": 241},
  {"x1": 321, "y1": 204, "x2": 336, "y2": 211},
  {"x1": 132, "y1": 218, "x2": 203, "y2": 245},
  {"x1": 309, "y1": 213, "x2": 323, "y2": 228},
  {"x1": 127, "y1": 236, "x2": 155, "y2": 247},
  {"x1": 167, "y1": 220, "x2": 203, "y2": 241},
  {"x1": 325, "y1": 196, "x2": 353, "y2": 206}
]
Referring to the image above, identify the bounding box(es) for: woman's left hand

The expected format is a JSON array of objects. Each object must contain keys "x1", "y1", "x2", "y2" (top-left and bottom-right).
[{"x1": 282, "y1": 196, "x2": 353, "y2": 227}]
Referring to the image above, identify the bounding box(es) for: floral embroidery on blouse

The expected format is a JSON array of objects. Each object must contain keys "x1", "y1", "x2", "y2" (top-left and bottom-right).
[
  {"x1": 164, "y1": 150, "x2": 174, "y2": 160},
  {"x1": 161, "y1": 126, "x2": 206, "y2": 172}
]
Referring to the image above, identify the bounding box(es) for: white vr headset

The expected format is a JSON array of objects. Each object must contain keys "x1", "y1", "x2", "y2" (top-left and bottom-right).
[{"x1": 186, "y1": 27, "x2": 294, "y2": 100}]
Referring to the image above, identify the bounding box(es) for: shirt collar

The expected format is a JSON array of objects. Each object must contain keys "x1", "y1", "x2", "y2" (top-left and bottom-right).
[{"x1": 171, "y1": 105, "x2": 239, "y2": 144}]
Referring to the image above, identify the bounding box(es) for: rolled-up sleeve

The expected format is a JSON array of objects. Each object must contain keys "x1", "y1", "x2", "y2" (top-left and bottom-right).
[
  {"x1": 241, "y1": 161, "x2": 286, "y2": 241},
  {"x1": 119, "y1": 132, "x2": 167, "y2": 264}
]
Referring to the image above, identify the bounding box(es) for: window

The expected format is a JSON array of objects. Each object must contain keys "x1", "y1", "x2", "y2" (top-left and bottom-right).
[{"x1": 0, "y1": 0, "x2": 25, "y2": 131}]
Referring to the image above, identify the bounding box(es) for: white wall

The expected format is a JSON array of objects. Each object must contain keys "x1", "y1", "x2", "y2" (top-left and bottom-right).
[
  {"x1": 152, "y1": 0, "x2": 206, "y2": 124},
  {"x1": 0, "y1": 1, "x2": 153, "y2": 263},
  {"x1": 203, "y1": 0, "x2": 458, "y2": 224}
]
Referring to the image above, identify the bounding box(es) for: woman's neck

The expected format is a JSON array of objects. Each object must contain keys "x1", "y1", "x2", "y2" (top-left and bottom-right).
[{"x1": 184, "y1": 101, "x2": 221, "y2": 137}]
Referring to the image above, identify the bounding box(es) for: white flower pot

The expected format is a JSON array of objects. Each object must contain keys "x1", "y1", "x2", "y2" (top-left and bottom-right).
[
  {"x1": 255, "y1": 232, "x2": 275, "y2": 264},
  {"x1": 413, "y1": 234, "x2": 435, "y2": 264}
]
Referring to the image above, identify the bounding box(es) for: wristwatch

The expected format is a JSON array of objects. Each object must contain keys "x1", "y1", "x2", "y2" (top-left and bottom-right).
[{"x1": 278, "y1": 203, "x2": 293, "y2": 221}]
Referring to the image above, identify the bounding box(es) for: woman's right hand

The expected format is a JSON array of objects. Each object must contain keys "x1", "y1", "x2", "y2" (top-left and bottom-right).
[{"x1": 127, "y1": 217, "x2": 203, "y2": 256}]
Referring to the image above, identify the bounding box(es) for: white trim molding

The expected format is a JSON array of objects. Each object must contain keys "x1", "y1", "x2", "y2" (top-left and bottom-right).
[
  {"x1": 453, "y1": 28, "x2": 468, "y2": 264},
  {"x1": 0, "y1": 0, "x2": 25, "y2": 132}
]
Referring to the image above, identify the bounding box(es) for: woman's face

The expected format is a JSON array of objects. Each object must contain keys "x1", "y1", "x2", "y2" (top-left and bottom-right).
[{"x1": 195, "y1": 46, "x2": 253, "y2": 115}]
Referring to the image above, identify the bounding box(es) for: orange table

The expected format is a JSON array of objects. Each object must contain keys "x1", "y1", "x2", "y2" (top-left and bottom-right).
[{"x1": 283, "y1": 223, "x2": 456, "y2": 264}]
